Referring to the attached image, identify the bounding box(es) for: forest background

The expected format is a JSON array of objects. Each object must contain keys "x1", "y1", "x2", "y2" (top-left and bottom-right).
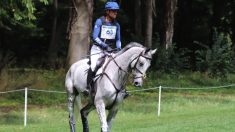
[{"x1": 0, "y1": 0, "x2": 235, "y2": 91}]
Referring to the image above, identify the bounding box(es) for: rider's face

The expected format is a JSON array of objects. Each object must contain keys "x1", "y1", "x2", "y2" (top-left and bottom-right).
[{"x1": 107, "y1": 10, "x2": 118, "y2": 20}]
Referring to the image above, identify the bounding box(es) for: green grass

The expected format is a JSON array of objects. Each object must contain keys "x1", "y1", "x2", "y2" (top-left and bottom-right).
[
  {"x1": 1, "y1": 92, "x2": 235, "y2": 132},
  {"x1": 1, "y1": 69, "x2": 235, "y2": 131}
]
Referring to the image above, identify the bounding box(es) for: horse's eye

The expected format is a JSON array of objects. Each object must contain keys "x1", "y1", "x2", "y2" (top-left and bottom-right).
[{"x1": 139, "y1": 62, "x2": 144, "y2": 67}]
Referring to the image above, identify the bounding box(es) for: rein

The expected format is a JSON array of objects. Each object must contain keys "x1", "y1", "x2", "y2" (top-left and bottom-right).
[
  {"x1": 98, "y1": 56, "x2": 126, "y2": 109},
  {"x1": 101, "y1": 54, "x2": 128, "y2": 91}
]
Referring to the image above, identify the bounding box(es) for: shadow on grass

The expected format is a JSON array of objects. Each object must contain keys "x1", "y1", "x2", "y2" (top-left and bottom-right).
[
  {"x1": 0, "y1": 113, "x2": 24, "y2": 125},
  {"x1": 0, "y1": 112, "x2": 40, "y2": 125}
]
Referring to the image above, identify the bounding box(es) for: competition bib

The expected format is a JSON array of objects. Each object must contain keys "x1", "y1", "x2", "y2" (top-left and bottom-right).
[{"x1": 100, "y1": 25, "x2": 117, "y2": 39}]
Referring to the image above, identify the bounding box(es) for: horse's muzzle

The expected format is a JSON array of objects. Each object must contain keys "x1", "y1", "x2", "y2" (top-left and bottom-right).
[{"x1": 133, "y1": 81, "x2": 142, "y2": 87}]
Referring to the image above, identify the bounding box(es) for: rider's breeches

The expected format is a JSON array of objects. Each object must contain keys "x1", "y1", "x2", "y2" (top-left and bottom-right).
[{"x1": 90, "y1": 45, "x2": 105, "y2": 72}]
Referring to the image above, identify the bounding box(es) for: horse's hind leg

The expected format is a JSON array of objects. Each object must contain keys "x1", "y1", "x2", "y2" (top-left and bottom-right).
[
  {"x1": 80, "y1": 103, "x2": 94, "y2": 132},
  {"x1": 67, "y1": 92, "x2": 76, "y2": 132}
]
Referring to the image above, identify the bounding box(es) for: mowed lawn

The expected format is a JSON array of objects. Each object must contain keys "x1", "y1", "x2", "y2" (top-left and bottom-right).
[{"x1": 1, "y1": 92, "x2": 235, "y2": 132}]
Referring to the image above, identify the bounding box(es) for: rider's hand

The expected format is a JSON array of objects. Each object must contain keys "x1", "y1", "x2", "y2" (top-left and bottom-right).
[{"x1": 101, "y1": 42, "x2": 108, "y2": 50}]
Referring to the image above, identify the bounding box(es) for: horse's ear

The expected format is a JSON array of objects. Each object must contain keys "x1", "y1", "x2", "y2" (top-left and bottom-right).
[
  {"x1": 151, "y1": 48, "x2": 157, "y2": 55},
  {"x1": 144, "y1": 48, "x2": 151, "y2": 54}
]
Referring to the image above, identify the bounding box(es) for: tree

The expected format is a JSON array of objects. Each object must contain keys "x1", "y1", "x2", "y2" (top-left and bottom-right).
[
  {"x1": 66, "y1": 0, "x2": 93, "y2": 68},
  {"x1": 0, "y1": 0, "x2": 48, "y2": 30},
  {"x1": 162, "y1": 0, "x2": 178, "y2": 49},
  {"x1": 211, "y1": 0, "x2": 227, "y2": 32},
  {"x1": 144, "y1": 0, "x2": 154, "y2": 48},
  {"x1": 233, "y1": 5, "x2": 235, "y2": 46},
  {"x1": 48, "y1": 0, "x2": 59, "y2": 67},
  {"x1": 0, "y1": 0, "x2": 49, "y2": 66},
  {"x1": 134, "y1": 0, "x2": 142, "y2": 37},
  {"x1": 175, "y1": 0, "x2": 192, "y2": 49}
]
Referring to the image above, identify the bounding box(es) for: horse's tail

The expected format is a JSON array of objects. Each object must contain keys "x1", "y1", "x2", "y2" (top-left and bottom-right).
[{"x1": 65, "y1": 69, "x2": 73, "y2": 93}]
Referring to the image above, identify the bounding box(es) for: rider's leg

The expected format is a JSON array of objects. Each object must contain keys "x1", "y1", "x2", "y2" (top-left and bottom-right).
[
  {"x1": 90, "y1": 45, "x2": 101, "y2": 72},
  {"x1": 87, "y1": 67, "x2": 95, "y2": 87},
  {"x1": 87, "y1": 45, "x2": 103, "y2": 92}
]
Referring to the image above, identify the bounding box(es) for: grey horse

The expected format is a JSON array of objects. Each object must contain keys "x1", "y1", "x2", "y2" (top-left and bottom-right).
[{"x1": 65, "y1": 42, "x2": 157, "y2": 132}]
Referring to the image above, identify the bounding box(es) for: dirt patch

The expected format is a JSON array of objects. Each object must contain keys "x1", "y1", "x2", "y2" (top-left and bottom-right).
[{"x1": 0, "y1": 106, "x2": 18, "y2": 113}]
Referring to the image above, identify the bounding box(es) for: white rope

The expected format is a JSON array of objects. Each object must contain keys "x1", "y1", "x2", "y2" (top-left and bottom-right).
[
  {"x1": 0, "y1": 89, "x2": 25, "y2": 94},
  {"x1": 29, "y1": 89, "x2": 66, "y2": 94},
  {"x1": 0, "y1": 84, "x2": 235, "y2": 94},
  {"x1": 162, "y1": 84, "x2": 235, "y2": 90},
  {"x1": 127, "y1": 87, "x2": 159, "y2": 93},
  {"x1": 127, "y1": 84, "x2": 235, "y2": 93}
]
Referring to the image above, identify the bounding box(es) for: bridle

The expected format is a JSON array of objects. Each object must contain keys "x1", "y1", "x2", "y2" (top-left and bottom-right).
[
  {"x1": 129, "y1": 50, "x2": 152, "y2": 79},
  {"x1": 104, "y1": 49, "x2": 152, "y2": 80},
  {"x1": 101, "y1": 49, "x2": 152, "y2": 83}
]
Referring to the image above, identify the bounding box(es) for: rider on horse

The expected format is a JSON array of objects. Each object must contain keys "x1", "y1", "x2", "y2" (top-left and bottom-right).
[{"x1": 87, "y1": 1, "x2": 128, "y2": 97}]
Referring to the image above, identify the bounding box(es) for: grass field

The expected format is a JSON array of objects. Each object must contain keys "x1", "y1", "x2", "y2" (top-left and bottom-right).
[
  {"x1": 1, "y1": 91, "x2": 235, "y2": 132},
  {"x1": 1, "y1": 70, "x2": 235, "y2": 131}
]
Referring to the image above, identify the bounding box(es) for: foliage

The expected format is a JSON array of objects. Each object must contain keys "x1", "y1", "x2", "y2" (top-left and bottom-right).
[
  {"x1": 195, "y1": 30, "x2": 235, "y2": 78},
  {"x1": 0, "y1": 68, "x2": 66, "y2": 104},
  {"x1": 142, "y1": 71, "x2": 235, "y2": 94},
  {"x1": 0, "y1": 0, "x2": 49, "y2": 30},
  {"x1": 154, "y1": 44, "x2": 191, "y2": 73},
  {"x1": 2, "y1": 68, "x2": 235, "y2": 104}
]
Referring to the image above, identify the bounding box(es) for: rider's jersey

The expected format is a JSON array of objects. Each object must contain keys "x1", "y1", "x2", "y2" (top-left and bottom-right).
[{"x1": 92, "y1": 16, "x2": 121, "y2": 49}]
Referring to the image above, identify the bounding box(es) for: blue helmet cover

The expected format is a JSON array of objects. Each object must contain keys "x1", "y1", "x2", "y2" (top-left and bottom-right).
[{"x1": 105, "y1": 2, "x2": 120, "y2": 10}]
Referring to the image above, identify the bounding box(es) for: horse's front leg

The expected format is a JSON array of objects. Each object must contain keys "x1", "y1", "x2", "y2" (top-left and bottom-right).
[
  {"x1": 67, "y1": 93, "x2": 76, "y2": 132},
  {"x1": 107, "y1": 109, "x2": 118, "y2": 132},
  {"x1": 95, "y1": 100, "x2": 108, "y2": 132},
  {"x1": 80, "y1": 103, "x2": 94, "y2": 132}
]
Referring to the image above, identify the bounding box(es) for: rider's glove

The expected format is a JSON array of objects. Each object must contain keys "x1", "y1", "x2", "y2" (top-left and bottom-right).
[{"x1": 100, "y1": 42, "x2": 108, "y2": 50}]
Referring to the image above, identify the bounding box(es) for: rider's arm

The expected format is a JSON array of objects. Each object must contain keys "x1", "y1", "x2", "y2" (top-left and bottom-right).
[
  {"x1": 116, "y1": 23, "x2": 121, "y2": 50},
  {"x1": 92, "y1": 19, "x2": 107, "y2": 49}
]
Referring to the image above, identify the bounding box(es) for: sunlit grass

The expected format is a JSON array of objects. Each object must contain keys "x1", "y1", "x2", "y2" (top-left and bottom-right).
[
  {"x1": 1, "y1": 69, "x2": 235, "y2": 131},
  {"x1": 1, "y1": 92, "x2": 235, "y2": 132}
]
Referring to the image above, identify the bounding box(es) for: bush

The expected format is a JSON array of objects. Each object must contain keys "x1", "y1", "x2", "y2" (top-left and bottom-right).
[
  {"x1": 154, "y1": 44, "x2": 191, "y2": 73},
  {"x1": 195, "y1": 30, "x2": 235, "y2": 78}
]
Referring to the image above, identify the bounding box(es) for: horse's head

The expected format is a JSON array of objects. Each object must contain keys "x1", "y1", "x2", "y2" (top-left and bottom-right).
[{"x1": 130, "y1": 48, "x2": 157, "y2": 87}]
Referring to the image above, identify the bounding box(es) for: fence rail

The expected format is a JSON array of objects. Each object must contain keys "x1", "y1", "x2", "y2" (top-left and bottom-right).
[{"x1": 0, "y1": 84, "x2": 235, "y2": 127}]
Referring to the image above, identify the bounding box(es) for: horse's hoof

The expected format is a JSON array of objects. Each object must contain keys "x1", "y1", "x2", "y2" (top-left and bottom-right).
[
  {"x1": 69, "y1": 124, "x2": 76, "y2": 132},
  {"x1": 123, "y1": 91, "x2": 130, "y2": 99}
]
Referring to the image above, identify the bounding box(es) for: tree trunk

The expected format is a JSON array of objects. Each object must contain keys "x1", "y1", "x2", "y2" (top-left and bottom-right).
[
  {"x1": 175, "y1": 0, "x2": 192, "y2": 49},
  {"x1": 211, "y1": 0, "x2": 226, "y2": 32},
  {"x1": 48, "y1": 0, "x2": 58, "y2": 67},
  {"x1": 232, "y1": 2, "x2": 235, "y2": 49},
  {"x1": 163, "y1": 0, "x2": 177, "y2": 49},
  {"x1": 144, "y1": 0, "x2": 153, "y2": 48},
  {"x1": 66, "y1": 0, "x2": 93, "y2": 68},
  {"x1": 134, "y1": 0, "x2": 142, "y2": 37}
]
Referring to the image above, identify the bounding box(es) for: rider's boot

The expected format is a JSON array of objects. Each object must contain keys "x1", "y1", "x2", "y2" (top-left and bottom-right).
[{"x1": 87, "y1": 67, "x2": 95, "y2": 95}]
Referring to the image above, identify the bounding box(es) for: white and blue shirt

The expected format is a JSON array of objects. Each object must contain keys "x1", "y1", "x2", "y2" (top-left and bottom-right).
[{"x1": 92, "y1": 16, "x2": 121, "y2": 49}]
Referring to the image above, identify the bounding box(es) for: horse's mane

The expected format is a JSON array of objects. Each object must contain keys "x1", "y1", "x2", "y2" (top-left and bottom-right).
[{"x1": 115, "y1": 42, "x2": 144, "y2": 56}]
